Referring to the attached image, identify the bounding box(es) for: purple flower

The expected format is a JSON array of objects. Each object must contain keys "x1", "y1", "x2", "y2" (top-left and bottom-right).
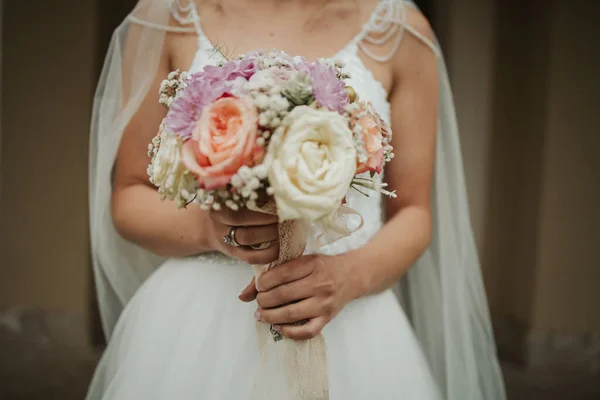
[
  {"x1": 235, "y1": 59, "x2": 256, "y2": 79},
  {"x1": 306, "y1": 62, "x2": 349, "y2": 112},
  {"x1": 164, "y1": 77, "x2": 230, "y2": 139},
  {"x1": 201, "y1": 59, "x2": 256, "y2": 83},
  {"x1": 164, "y1": 59, "x2": 257, "y2": 139},
  {"x1": 243, "y1": 49, "x2": 265, "y2": 61}
]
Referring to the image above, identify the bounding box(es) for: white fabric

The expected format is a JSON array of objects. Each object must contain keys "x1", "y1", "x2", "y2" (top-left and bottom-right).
[
  {"x1": 87, "y1": 259, "x2": 441, "y2": 399},
  {"x1": 87, "y1": 0, "x2": 506, "y2": 399}
]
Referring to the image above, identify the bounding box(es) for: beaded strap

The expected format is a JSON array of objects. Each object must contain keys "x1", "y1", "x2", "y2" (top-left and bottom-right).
[
  {"x1": 127, "y1": 0, "x2": 439, "y2": 60},
  {"x1": 127, "y1": 0, "x2": 202, "y2": 35},
  {"x1": 355, "y1": 0, "x2": 439, "y2": 63}
]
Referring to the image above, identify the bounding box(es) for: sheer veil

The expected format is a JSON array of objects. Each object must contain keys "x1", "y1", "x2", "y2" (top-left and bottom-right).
[
  {"x1": 89, "y1": 0, "x2": 173, "y2": 338},
  {"x1": 401, "y1": 3, "x2": 507, "y2": 397},
  {"x1": 89, "y1": 0, "x2": 506, "y2": 398}
]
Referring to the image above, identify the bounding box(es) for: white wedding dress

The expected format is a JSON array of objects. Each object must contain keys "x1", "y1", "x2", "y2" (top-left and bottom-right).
[{"x1": 87, "y1": 1, "x2": 506, "y2": 399}]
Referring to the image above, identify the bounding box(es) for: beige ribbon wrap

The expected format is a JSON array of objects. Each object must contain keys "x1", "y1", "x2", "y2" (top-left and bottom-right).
[{"x1": 249, "y1": 201, "x2": 363, "y2": 400}]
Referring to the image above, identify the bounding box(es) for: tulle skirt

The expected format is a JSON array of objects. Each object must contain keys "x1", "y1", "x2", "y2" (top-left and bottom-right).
[{"x1": 86, "y1": 256, "x2": 442, "y2": 399}]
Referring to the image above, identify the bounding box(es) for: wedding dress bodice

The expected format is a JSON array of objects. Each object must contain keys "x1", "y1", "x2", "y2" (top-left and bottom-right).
[{"x1": 186, "y1": 2, "x2": 410, "y2": 259}]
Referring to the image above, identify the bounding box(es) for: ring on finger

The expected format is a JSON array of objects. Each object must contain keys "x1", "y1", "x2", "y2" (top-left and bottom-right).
[{"x1": 223, "y1": 226, "x2": 241, "y2": 247}]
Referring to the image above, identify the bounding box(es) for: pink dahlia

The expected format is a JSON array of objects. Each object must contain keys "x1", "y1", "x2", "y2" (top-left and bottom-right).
[
  {"x1": 164, "y1": 77, "x2": 230, "y2": 140},
  {"x1": 300, "y1": 61, "x2": 348, "y2": 112},
  {"x1": 202, "y1": 59, "x2": 256, "y2": 84},
  {"x1": 165, "y1": 59, "x2": 256, "y2": 139}
]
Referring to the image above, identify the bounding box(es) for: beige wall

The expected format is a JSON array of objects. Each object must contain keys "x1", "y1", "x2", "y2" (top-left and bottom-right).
[
  {"x1": 439, "y1": 0, "x2": 600, "y2": 335},
  {"x1": 485, "y1": 0, "x2": 553, "y2": 327},
  {"x1": 532, "y1": 1, "x2": 600, "y2": 332},
  {"x1": 0, "y1": 1, "x2": 96, "y2": 316}
]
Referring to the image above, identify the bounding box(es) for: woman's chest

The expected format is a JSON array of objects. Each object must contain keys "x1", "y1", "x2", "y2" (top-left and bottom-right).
[
  {"x1": 167, "y1": 2, "x2": 394, "y2": 96},
  {"x1": 169, "y1": 33, "x2": 393, "y2": 97}
]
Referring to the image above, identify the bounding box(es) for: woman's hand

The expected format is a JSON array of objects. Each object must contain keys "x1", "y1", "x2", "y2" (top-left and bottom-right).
[
  {"x1": 207, "y1": 207, "x2": 280, "y2": 265},
  {"x1": 239, "y1": 253, "x2": 364, "y2": 340}
]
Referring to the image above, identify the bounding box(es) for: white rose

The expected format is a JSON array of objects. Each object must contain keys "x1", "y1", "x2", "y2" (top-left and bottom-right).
[
  {"x1": 266, "y1": 106, "x2": 357, "y2": 222},
  {"x1": 148, "y1": 132, "x2": 197, "y2": 208}
]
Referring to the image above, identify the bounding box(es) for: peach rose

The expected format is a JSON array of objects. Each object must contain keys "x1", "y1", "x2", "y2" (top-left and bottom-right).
[
  {"x1": 355, "y1": 105, "x2": 385, "y2": 174},
  {"x1": 181, "y1": 97, "x2": 263, "y2": 190}
]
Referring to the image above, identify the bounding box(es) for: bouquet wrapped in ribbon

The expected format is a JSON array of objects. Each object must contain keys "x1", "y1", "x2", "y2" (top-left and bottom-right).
[{"x1": 147, "y1": 49, "x2": 396, "y2": 399}]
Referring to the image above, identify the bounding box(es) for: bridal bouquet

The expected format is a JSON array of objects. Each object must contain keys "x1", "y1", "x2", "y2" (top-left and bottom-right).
[
  {"x1": 147, "y1": 49, "x2": 395, "y2": 399},
  {"x1": 148, "y1": 49, "x2": 395, "y2": 213}
]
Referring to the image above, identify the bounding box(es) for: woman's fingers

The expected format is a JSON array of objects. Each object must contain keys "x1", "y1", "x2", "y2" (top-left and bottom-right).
[
  {"x1": 210, "y1": 207, "x2": 278, "y2": 226},
  {"x1": 228, "y1": 242, "x2": 280, "y2": 265},
  {"x1": 256, "y1": 276, "x2": 314, "y2": 308},
  {"x1": 256, "y1": 255, "x2": 317, "y2": 292},
  {"x1": 209, "y1": 205, "x2": 280, "y2": 265},
  {"x1": 276, "y1": 316, "x2": 327, "y2": 341},
  {"x1": 217, "y1": 223, "x2": 279, "y2": 264},
  {"x1": 256, "y1": 297, "x2": 321, "y2": 325},
  {"x1": 238, "y1": 277, "x2": 258, "y2": 302},
  {"x1": 233, "y1": 224, "x2": 279, "y2": 246}
]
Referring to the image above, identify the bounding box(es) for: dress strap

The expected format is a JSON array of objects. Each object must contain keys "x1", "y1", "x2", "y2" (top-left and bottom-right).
[
  {"x1": 352, "y1": 0, "x2": 440, "y2": 63},
  {"x1": 127, "y1": 0, "x2": 202, "y2": 34}
]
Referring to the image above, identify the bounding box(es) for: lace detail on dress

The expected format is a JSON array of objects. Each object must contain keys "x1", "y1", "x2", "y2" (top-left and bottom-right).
[{"x1": 354, "y1": 0, "x2": 439, "y2": 62}]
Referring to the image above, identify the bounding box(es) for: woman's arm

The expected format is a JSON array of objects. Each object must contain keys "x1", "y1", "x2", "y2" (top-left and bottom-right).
[
  {"x1": 350, "y1": 14, "x2": 439, "y2": 297},
  {"x1": 111, "y1": 31, "x2": 279, "y2": 262},
  {"x1": 110, "y1": 30, "x2": 214, "y2": 257}
]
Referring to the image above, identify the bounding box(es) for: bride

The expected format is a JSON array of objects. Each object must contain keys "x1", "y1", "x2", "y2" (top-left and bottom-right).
[{"x1": 87, "y1": 0, "x2": 506, "y2": 399}]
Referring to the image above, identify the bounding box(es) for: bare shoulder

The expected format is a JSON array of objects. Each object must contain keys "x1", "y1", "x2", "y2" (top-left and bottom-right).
[
  {"x1": 404, "y1": 5, "x2": 435, "y2": 43},
  {"x1": 356, "y1": 0, "x2": 382, "y2": 14},
  {"x1": 392, "y1": 5, "x2": 437, "y2": 77}
]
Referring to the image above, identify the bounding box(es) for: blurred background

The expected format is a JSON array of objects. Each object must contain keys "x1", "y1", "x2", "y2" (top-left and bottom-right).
[{"x1": 0, "y1": 0, "x2": 598, "y2": 399}]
